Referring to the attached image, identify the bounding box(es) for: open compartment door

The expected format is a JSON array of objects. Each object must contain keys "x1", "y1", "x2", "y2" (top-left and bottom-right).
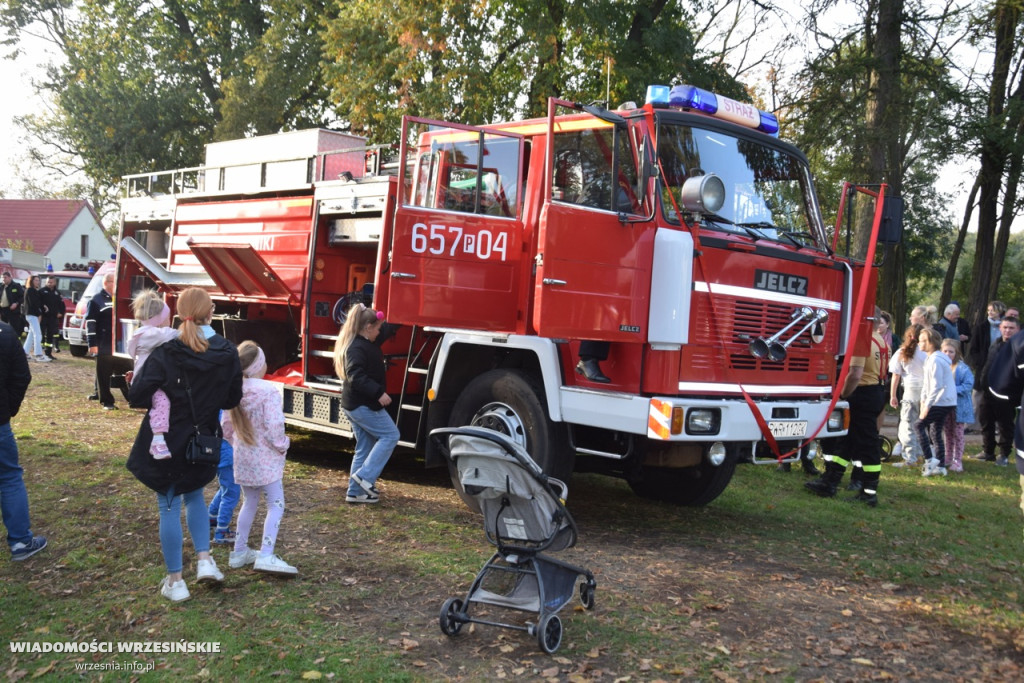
[{"x1": 188, "y1": 243, "x2": 294, "y2": 302}]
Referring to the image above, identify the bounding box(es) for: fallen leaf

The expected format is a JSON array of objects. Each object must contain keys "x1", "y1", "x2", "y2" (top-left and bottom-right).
[
  {"x1": 852, "y1": 658, "x2": 874, "y2": 666},
  {"x1": 31, "y1": 662, "x2": 56, "y2": 679},
  {"x1": 301, "y1": 672, "x2": 323, "y2": 680}
]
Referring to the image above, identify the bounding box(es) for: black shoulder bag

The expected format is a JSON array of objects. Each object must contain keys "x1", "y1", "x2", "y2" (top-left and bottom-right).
[{"x1": 181, "y1": 365, "x2": 222, "y2": 466}]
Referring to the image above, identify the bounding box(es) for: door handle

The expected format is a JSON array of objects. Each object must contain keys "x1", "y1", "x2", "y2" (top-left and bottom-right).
[
  {"x1": 542, "y1": 278, "x2": 567, "y2": 286},
  {"x1": 391, "y1": 272, "x2": 416, "y2": 279}
]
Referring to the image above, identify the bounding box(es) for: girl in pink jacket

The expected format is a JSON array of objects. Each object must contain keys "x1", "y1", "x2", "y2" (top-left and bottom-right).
[
  {"x1": 222, "y1": 341, "x2": 296, "y2": 576},
  {"x1": 127, "y1": 290, "x2": 179, "y2": 459}
]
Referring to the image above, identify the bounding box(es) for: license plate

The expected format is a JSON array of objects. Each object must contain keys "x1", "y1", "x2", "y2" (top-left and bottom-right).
[{"x1": 768, "y1": 421, "x2": 807, "y2": 438}]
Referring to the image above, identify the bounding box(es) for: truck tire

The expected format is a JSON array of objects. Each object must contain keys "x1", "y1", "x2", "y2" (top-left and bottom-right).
[
  {"x1": 448, "y1": 368, "x2": 573, "y2": 486},
  {"x1": 628, "y1": 447, "x2": 739, "y2": 506},
  {"x1": 69, "y1": 344, "x2": 87, "y2": 358}
]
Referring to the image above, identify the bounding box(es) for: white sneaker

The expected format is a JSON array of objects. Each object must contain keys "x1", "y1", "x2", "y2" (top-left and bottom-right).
[
  {"x1": 196, "y1": 557, "x2": 224, "y2": 583},
  {"x1": 922, "y1": 458, "x2": 940, "y2": 477},
  {"x1": 892, "y1": 459, "x2": 918, "y2": 468},
  {"x1": 35, "y1": 355, "x2": 52, "y2": 363},
  {"x1": 160, "y1": 577, "x2": 190, "y2": 602},
  {"x1": 253, "y1": 553, "x2": 298, "y2": 576},
  {"x1": 229, "y1": 547, "x2": 258, "y2": 569}
]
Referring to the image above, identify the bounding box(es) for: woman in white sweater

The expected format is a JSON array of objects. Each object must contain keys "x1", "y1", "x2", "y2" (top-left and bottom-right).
[{"x1": 913, "y1": 328, "x2": 958, "y2": 477}]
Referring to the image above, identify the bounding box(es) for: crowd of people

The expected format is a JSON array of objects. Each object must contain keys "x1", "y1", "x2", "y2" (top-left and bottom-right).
[
  {"x1": 6, "y1": 283, "x2": 1024, "y2": 593},
  {"x1": 3, "y1": 286, "x2": 401, "y2": 602},
  {"x1": 804, "y1": 298, "x2": 1024, "y2": 508},
  {"x1": 0, "y1": 271, "x2": 66, "y2": 363}
]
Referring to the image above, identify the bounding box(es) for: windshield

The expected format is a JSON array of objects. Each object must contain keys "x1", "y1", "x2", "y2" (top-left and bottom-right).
[{"x1": 656, "y1": 122, "x2": 826, "y2": 249}]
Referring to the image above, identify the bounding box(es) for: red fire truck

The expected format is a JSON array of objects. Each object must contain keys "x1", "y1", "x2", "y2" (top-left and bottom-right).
[{"x1": 112, "y1": 85, "x2": 901, "y2": 505}]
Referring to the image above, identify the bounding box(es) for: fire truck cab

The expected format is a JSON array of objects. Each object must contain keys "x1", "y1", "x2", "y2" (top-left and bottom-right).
[{"x1": 113, "y1": 86, "x2": 900, "y2": 506}]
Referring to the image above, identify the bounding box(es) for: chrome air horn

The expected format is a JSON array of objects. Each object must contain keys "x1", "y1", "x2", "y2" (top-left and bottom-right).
[
  {"x1": 766, "y1": 308, "x2": 830, "y2": 362},
  {"x1": 749, "y1": 307, "x2": 814, "y2": 360}
]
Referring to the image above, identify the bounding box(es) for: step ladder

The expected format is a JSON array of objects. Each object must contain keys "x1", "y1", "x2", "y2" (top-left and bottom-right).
[{"x1": 395, "y1": 325, "x2": 434, "y2": 448}]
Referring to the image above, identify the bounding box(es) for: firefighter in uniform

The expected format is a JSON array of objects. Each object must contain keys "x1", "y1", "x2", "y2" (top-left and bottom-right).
[
  {"x1": 39, "y1": 276, "x2": 65, "y2": 357},
  {"x1": 1, "y1": 271, "x2": 25, "y2": 335},
  {"x1": 86, "y1": 273, "x2": 117, "y2": 409},
  {"x1": 805, "y1": 314, "x2": 887, "y2": 506}
]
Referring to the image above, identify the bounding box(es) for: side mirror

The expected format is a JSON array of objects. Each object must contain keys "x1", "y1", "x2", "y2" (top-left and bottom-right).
[
  {"x1": 637, "y1": 135, "x2": 654, "y2": 199},
  {"x1": 879, "y1": 195, "x2": 903, "y2": 245}
]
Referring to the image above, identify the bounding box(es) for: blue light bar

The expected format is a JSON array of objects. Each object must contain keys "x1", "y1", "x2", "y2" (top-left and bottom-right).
[
  {"x1": 658, "y1": 84, "x2": 780, "y2": 136},
  {"x1": 645, "y1": 85, "x2": 670, "y2": 106},
  {"x1": 758, "y1": 111, "x2": 780, "y2": 135},
  {"x1": 669, "y1": 85, "x2": 718, "y2": 115}
]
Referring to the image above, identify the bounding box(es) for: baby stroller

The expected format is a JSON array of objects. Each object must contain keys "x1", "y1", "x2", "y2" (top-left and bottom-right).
[{"x1": 430, "y1": 426, "x2": 597, "y2": 654}]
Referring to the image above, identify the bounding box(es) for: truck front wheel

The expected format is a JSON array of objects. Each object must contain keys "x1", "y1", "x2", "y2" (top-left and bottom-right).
[
  {"x1": 448, "y1": 369, "x2": 573, "y2": 498},
  {"x1": 628, "y1": 445, "x2": 739, "y2": 506}
]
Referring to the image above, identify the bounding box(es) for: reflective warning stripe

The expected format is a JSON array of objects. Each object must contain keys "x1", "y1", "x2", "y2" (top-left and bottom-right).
[
  {"x1": 647, "y1": 399, "x2": 671, "y2": 440},
  {"x1": 824, "y1": 453, "x2": 851, "y2": 468}
]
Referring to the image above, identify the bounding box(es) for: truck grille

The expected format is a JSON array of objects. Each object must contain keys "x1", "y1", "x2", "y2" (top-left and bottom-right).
[{"x1": 692, "y1": 297, "x2": 827, "y2": 352}]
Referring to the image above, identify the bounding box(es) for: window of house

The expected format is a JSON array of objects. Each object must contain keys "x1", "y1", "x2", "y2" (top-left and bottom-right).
[{"x1": 80, "y1": 235, "x2": 88, "y2": 258}]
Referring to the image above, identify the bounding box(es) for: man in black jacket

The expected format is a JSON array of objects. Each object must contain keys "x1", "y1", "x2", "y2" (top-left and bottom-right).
[
  {"x1": 0, "y1": 271, "x2": 25, "y2": 336},
  {"x1": 86, "y1": 272, "x2": 116, "y2": 409},
  {"x1": 0, "y1": 320, "x2": 47, "y2": 560},
  {"x1": 39, "y1": 275, "x2": 66, "y2": 357},
  {"x1": 974, "y1": 316, "x2": 1020, "y2": 464},
  {"x1": 987, "y1": 325, "x2": 1024, "y2": 524}
]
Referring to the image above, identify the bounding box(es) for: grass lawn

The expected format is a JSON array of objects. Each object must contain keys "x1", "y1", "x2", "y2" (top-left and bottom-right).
[{"x1": 2, "y1": 357, "x2": 1023, "y2": 681}]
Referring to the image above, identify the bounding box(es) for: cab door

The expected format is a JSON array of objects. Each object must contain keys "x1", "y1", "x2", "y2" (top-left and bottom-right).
[
  {"x1": 384, "y1": 117, "x2": 527, "y2": 333},
  {"x1": 832, "y1": 183, "x2": 890, "y2": 357},
  {"x1": 532, "y1": 105, "x2": 651, "y2": 342}
]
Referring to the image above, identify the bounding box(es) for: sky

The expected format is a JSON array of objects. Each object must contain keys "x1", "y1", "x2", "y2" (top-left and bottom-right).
[{"x1": 0, "y1": 30, "x2": 50, "y2": 197}]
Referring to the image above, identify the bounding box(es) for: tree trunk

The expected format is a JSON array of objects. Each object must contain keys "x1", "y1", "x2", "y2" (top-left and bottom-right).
[
  {"x1": 865, "y1": 0, "x2": 903, "y2": 320},
  {"x1": 943, "y1": 176, "x2": 981, "y2": 323},
  {"x1": 967, "y1": 0, "x2": 1019, "y2": 320}
]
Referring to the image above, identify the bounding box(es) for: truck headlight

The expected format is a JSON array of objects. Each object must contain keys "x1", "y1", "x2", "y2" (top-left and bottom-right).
[
  {"x1": 686, "y1": 408, "x2": 720, "y2": 434},
  {"x1": 827, "y1": 409, "x2": 846, "y2": 431}
]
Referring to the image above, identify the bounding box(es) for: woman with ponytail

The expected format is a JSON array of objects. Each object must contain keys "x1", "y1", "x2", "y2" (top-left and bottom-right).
[
  {"x1": 127, "y1": 287, "x2": 243, "y2": 602},
  {"x1": 333, "y1": 304, "x2": 399, "y2": 504}
]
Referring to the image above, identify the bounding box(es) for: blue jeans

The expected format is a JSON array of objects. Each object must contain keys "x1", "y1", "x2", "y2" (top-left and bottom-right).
[
  {"x1": 208, "y1": 465, "x2": 241, "y2": 529},
  {"x1": 343, "y1": 405, "x2": 399, "y2": 495},
  {"x1": 0, "y1": 422, "x2": 33, "y2": 548},
  {"x1": 156, "y1": 488, "x2": 210, "y2": 574}
]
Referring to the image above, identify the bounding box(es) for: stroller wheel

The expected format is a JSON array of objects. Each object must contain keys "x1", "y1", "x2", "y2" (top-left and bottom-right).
[
  {"x1": 536, "y1": 613, "x2": 563, "y2": 654},
  {"x1": 439, "y1": 597, "x2": 464, "y2": 636},
  {"x1": 579, "y1": 579, "x2": 596, "y2": 610}
]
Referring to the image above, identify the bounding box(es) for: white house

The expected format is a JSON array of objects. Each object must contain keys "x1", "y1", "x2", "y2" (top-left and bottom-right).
[{"x1": 0, "y1": 199, "x2": 114, "y2": 271}]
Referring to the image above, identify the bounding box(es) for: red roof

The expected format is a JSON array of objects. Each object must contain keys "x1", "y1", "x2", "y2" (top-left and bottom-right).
[{"x1": 0, "y1": 199, "x2": 102, "y2": 253}]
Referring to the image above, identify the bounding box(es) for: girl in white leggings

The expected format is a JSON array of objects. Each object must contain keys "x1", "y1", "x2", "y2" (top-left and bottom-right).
[{"x1": 222, "y1": 341, "x2": 296, "y2": 576}]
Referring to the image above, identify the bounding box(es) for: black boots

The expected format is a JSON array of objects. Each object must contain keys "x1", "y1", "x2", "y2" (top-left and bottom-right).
[
  {"x1": 575, "y1": 358, "x2": 610, "y2": 383},
  {"x1": 851, "y1": 491, "x2": 878, "y2": 507},
  {"x1": 805, "y1": 466, "x2": 842, "y2": 498},
  {"x1": 804, "y1": 477, "x2": 837, "y2": 497}
]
